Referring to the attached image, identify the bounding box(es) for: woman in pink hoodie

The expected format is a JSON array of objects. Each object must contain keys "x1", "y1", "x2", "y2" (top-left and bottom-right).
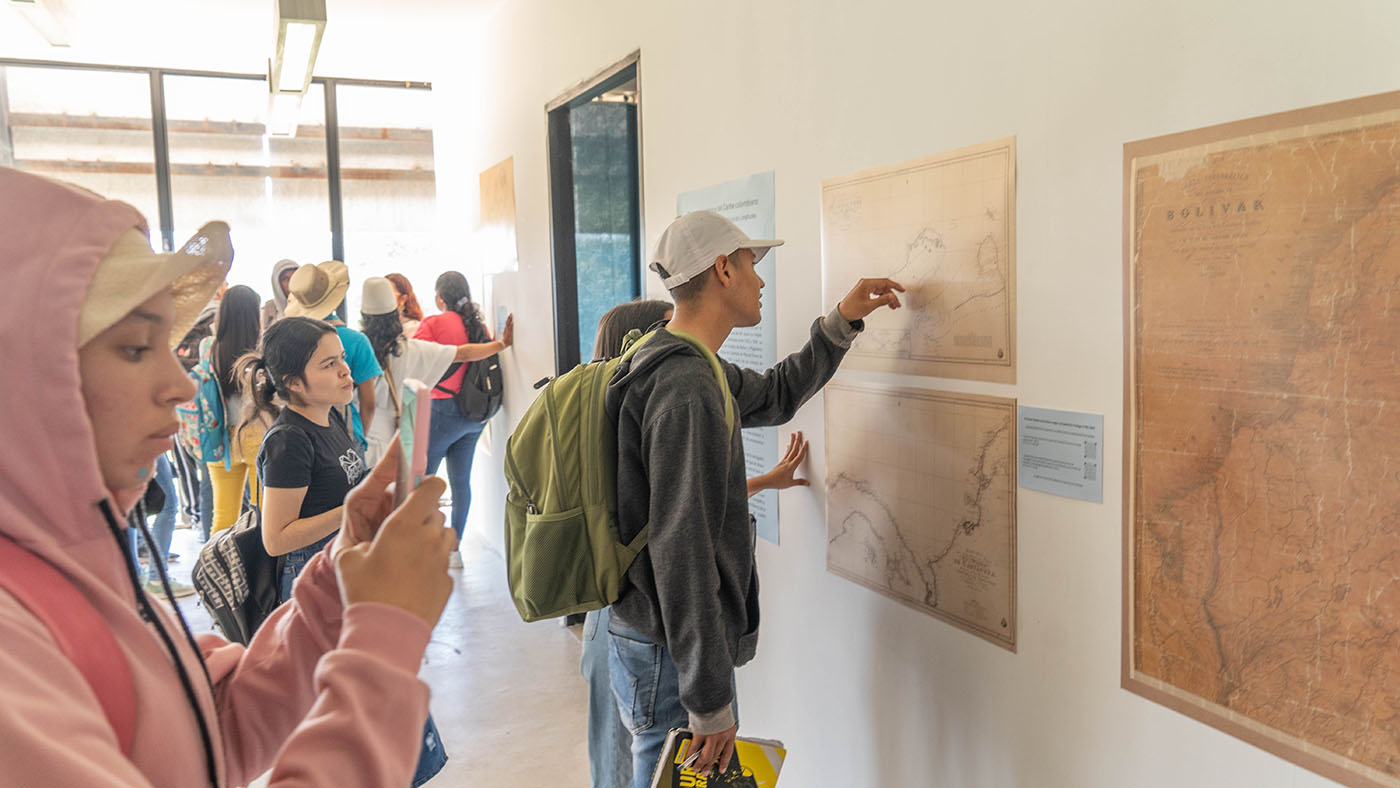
[{"x1": 0, "y1": 167, "x2": 457, "y2": 787}]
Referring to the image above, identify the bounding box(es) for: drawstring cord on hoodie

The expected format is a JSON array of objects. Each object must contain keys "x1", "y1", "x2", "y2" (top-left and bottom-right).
[{"x1": 100, "y1": 499, "x2": 219, "y2": 788}]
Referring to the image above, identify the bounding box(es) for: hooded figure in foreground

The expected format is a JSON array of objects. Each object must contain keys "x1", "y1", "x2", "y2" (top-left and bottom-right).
[{"x1": 0, "y1": 167, "x2": 456, "y2": 787}]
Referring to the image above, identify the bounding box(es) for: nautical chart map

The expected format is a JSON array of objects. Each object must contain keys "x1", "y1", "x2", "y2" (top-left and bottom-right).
[
  {"x1": 821, "y1": 138, "x2": 1016, "y2": 382},
  {"x1": 1126, "y1": 92, "x2": 1400, "y2": 787},
  {"x1": 826, "y1": 382, "x2": 1017, "y2": 650}
]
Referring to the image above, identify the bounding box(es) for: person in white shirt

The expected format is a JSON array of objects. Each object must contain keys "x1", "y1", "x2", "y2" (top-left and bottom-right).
[{"x1": 358, "y1": 276, "x2": 513, "y2": 468}]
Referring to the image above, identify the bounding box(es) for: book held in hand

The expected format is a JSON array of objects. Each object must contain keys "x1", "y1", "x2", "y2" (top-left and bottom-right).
[{"x1": 649, "y1": 728, "x2": 786, "y2": 788}]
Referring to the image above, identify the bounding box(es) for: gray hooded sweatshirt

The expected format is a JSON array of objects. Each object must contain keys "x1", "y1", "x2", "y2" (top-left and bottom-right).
[{"x1": 604, "y1": 307, "x2": 860, "y2": 733}]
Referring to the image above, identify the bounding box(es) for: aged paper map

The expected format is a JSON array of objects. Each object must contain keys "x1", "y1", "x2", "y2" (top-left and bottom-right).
[
  {"x1": 826, "y1": 382, "x2": 1017, "y2": 650},
  {"x1": 821, "y1": 138, "x2": 1016, "y2": 382},
  {"x1": 1125, "y1": 92, "x2": 1400, "y2": 787}
]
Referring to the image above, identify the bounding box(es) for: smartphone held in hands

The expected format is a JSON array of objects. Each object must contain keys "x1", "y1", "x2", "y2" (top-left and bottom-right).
[{"x1": 396, "y1": 379, "x2": 433, "y2": 507}]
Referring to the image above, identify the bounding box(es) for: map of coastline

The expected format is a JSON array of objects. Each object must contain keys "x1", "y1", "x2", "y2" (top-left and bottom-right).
[{"x1": 826, "y1": 383, "x2": 1017, "y2": 650}]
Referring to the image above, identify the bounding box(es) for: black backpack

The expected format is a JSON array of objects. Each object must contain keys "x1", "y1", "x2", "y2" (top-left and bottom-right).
[
  {"x1": 190, "y1": 425, "x2": 286, "y2": 644},
  {"x1": 435, "y1": 316, "x2": 504, "y2": 422}
]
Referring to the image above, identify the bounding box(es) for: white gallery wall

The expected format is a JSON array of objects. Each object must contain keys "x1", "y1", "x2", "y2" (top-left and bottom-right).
[{"x1": 430, "y1": 1, "x2": 1400, "y2": 785}]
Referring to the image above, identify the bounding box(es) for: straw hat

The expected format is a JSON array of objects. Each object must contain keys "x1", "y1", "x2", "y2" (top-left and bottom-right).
[
  {"x1": 79, "y1": 222, "x2": 233, "y2": 348},
  {"x1": 284, "y1": 260, "x2": 349, "y2": 321}
]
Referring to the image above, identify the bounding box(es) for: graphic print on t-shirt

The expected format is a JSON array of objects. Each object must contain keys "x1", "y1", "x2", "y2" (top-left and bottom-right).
[{"x1": 339, "y1": 449, "x2": 365, "y2": 486}]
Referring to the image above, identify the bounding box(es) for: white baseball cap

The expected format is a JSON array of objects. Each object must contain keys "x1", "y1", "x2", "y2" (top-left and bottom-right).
[{"x1": 649, "y1": 210, "x2": 784, "y2": 289}]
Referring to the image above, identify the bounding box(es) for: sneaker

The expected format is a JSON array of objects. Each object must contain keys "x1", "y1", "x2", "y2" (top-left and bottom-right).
[
  {"x1": 145, "y1": 579, "x2": 198, "y2": 600},
  {"x1": 448, "y1": 551, "x2": 463, "y2": 570}
]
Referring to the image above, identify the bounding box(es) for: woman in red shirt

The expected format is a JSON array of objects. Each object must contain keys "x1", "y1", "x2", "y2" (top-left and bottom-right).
[{"x1": 412, "y1": 272, "x2": 509, "y2": 567}]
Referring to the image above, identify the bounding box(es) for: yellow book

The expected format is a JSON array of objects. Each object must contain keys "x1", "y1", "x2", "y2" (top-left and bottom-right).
[{"x1": 648, "y1": 728, "x2": 786, "y2": 788}]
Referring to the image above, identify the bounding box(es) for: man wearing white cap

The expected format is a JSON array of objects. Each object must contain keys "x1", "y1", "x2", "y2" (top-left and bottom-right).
[{"x1": 604, "y1": 210, "x2": 904, "y2": 783}]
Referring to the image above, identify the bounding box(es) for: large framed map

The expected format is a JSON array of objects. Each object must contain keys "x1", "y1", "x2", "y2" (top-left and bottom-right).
[
  {"x1": 821, "y1": 138, "x2": 1016, "y2": 383},
  {"x1": 1124, "y1": 91, "x2": 1400, "y2": 787},
  {"x1": 826, "y1": 382, "x2": 1017, "y2": 650}
]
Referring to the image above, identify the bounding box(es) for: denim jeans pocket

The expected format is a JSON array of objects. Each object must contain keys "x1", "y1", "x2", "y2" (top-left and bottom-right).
[
  {"x1": 277, "y1": 550, "x2": 311, "y2": 602},
  {"x1": 607, "y1": 630, "x2": 661, "y2": 736}
]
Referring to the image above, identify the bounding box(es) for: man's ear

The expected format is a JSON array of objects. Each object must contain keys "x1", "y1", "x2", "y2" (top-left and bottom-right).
[{"x1": 713, "y1": 254, "x2": 735, "y2": 289}]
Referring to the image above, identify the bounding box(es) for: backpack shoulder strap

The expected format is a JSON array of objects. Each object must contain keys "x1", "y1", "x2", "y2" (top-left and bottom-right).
[
  {"x1": 661, "y1": 329, "x2": 736, "y2": 431},
  {"x1": 0, "y1": 535, "x2": 136, "y2": 755}
]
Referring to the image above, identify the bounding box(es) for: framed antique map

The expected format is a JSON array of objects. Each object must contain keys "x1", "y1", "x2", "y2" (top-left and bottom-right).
[
  {"x1": 1124, "y1": 91, "x2": 1400, "y2": 787},
  {"x1": 826, "y1": 381, "x2": 1017, "y2": 650},
  {"x1": 821, "y1": 138, "x2": 1016, "y2": 383}
]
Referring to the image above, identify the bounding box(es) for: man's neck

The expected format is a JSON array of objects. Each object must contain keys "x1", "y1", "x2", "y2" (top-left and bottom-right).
[
  {"x1": 288, "y1": 402, "x2": 333, "y2": 427},
  {"x1": 665, "y1": 304, "x2": 734, "y2": 353}
]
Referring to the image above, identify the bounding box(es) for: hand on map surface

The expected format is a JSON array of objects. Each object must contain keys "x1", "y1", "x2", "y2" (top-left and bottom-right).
[{"x1": 837, "y1": 277, "x2": 905, "y2": 322}]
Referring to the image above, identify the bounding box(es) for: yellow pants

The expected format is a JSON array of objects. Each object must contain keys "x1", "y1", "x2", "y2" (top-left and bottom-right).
[{"x1": 208, "y1": 422, "x2": 266, "y2": 535}]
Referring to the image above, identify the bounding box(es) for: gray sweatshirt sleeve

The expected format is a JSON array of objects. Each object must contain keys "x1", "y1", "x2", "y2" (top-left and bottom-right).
[
  {"x1": 641, "y1": 398, "x2": 738, "y2": 733},
  {"x1": 725, "y1": 307, "x2": 861, "y2": 428}
]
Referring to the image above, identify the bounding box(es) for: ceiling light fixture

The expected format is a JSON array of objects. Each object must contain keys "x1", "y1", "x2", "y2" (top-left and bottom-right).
[
  {"x1": 266, "y1": 0, "x2": 326, "y2": 138},
  {"x1": 9, "y1": 0, "x2": 73, "y2": 48}
]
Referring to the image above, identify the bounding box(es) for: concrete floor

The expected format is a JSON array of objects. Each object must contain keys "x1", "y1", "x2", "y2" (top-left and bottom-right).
[{"x1": 166, "y1": 520, "x2": 591, "y2": 787}]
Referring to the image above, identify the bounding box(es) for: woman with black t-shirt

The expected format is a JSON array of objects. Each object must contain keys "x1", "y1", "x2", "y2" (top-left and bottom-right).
[
  {"x1": 236, "y1": 315, "x2": 449, "y2": 785},
  {"x1": 238, "y1": 317, "x2": 366, "y2": 598}
]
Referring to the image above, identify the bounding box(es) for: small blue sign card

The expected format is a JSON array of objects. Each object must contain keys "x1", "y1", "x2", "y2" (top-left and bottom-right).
[{"x1": 1017, "y1": 406, "x2": 1104, "y2": 504}]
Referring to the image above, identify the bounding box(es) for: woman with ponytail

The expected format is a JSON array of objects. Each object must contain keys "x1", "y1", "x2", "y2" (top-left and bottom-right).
[
  {"x1": 413, "y1": 271, "x2": 506, "y2": 567},
  {"x1": 0, "y1": 168, "x2": 455, "y2": 787}
]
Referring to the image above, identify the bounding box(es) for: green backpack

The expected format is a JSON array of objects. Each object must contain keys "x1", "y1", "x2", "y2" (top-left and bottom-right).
[{"x1": 503, "y1": 328, "x2": 734, "y2": 622}]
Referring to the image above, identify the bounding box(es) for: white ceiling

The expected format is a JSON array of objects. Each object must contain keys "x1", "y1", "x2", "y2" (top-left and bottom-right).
[{"x1": 0, "y1": 0, "x2": 500, "y2": 81}]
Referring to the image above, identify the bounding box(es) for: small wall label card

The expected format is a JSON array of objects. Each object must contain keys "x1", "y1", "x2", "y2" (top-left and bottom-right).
[{"x1": 1017, "y1": 406, "x2": 1102, "y2": 503}]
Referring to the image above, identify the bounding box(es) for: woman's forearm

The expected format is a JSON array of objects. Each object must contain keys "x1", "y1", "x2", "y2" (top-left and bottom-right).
[
  {"x1": 453, "y1": 340, "x2": 505, "y2": 363},
  {"x1": 265, "y1": 506, "x2": 344, "y2": 556}
]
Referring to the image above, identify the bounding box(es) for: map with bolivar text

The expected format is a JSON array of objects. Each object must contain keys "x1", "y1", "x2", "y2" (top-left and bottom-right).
[{"x1": 1126, "y1": 92, "x2": 1400, "y2": 788}]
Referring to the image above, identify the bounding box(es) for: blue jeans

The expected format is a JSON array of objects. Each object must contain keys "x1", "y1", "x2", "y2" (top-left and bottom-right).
[
  {"x1": 129, "y1": 455, "x2": 179, "y2": 583},
  {"x1": 276, "y1": 535, "x2": 334, "y2": 604},
  {"x1": 607, "y1": 621, "x2": 738, "y2": 788},
  {"x1": 425, "y1": 398, "x2": 484, "y2": 540},
  {"x1": 583, "y1": 608, "x2": 632, "y2": 788},
  {"x1": 277, "y1": 532, "x2": 447, "y2": 786},
  {"x1": 148, "y1": 455, "x2": 178, "y2": 576},
  {"x1": 198, "y1": 461, "x2": 214, "y2": 542}
]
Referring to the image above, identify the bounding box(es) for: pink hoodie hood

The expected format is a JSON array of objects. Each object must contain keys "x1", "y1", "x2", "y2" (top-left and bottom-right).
[{"x1": 0, "y1": 167, "x2": 155, "y2": 592}]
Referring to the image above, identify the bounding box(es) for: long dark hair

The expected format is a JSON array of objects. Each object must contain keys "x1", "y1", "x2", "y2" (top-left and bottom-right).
[
  {"x1": 361, "y1": 310, "x2": 404, "y2": 369},
  {"x1": 434, "y1": 271, "x2": 486, "y2": 340},
  {"x1": 234, "y1": 316, "x2": 338, "y2": 442},
  {"x1": 211, "y1": 285, "x2": 261, "y2": 398},
  {"x1": 387, "y1": 273, "x2": 423, "y2": 321},
  {"x1": 594, "y1": 299, "x2": 672, "y2": 359}
]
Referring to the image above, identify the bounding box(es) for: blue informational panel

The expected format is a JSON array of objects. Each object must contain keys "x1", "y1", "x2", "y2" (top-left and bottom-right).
[
  {"x1": 677, "y1": 172, "x2": 782, "y2": 544},
  {"x1": 1017, "y1": 406, "x2": 1104, "y2": 504}
]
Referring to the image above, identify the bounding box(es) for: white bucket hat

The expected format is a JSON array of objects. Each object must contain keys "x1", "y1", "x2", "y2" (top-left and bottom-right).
[
  {"x1": 360, "y1": 276, "x2": 399, "y2": 316},
  {"x1": 78, "y1": 222, "x2": 233, "y2": 348},
  {"x1": 649, "y1": 210, "x2": 783, "y2": 289},
  {"x1": 284, "y1": 260, "x2": 350, "y2": 321}
]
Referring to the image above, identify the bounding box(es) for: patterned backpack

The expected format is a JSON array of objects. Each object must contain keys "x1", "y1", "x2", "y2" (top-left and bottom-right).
[{"x1": 176, "y1": 338, "x2": 231, "y2": 468}]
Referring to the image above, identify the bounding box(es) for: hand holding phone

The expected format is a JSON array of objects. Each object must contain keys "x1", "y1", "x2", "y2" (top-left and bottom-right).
[{"x1": 396, "y1": 379, "x2": 433, "y2": 507}]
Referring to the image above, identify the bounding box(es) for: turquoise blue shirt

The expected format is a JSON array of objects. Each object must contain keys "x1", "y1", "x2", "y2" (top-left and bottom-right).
[{"x1": 334, "y1": 325, "x2": 382, "y2": 451}]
